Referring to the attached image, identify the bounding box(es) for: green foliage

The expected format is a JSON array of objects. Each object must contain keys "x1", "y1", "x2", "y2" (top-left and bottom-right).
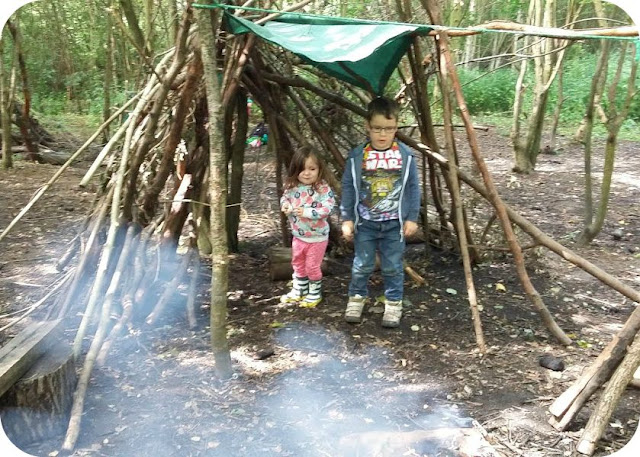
[
  {"x1": 549, "y1": 46, "x2": 639, "y2": 124},
  {"x1": 553, "y1": 50, "x2": 597, "y2": 123},
  {"x1": 457, "y1": 67, "x2": 517, "y2": 115}
]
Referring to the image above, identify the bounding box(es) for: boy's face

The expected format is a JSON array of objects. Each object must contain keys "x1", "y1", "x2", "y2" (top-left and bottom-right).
[{"x1": 366, "y1": 114, "x2": 397, "y2": 150}]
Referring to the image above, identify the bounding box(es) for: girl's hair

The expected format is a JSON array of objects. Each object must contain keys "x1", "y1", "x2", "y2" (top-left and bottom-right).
[{"x1": 284, "y1": 147, "x2": 328, "y2": 190}]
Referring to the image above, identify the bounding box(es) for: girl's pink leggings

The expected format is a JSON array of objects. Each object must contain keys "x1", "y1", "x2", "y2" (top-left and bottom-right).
[{"x1": 291, "y1": 238, "x2": 328, "y2": 281}]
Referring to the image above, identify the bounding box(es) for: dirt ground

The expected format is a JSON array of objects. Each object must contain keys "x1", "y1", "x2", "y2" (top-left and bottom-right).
[{"x1": 0, "y1": 128, "x2": 639, "y2": 457}]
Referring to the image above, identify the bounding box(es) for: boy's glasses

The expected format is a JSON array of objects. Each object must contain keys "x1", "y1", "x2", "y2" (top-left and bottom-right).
[{"x1": 370, "y1": 126, "x2": 397, "y2": 134}]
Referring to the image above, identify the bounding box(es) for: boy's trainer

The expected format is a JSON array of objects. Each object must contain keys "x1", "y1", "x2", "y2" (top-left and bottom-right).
[
  {"x1": 344, "y1": 295, "x2": 366, "y2": 323},
  {"x1": 382, "y1": 299, "x2": 403, "y2": 328}
]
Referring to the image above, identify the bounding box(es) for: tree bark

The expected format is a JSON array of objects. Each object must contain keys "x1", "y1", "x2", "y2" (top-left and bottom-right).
[{"x1": 195, "y1": 0, "x2": 233, "y2": 380}]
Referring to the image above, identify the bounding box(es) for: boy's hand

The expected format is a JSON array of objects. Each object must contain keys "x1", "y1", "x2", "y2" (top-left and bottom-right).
[
  {"x1": 403, "y1": 221, "x2": 418, "y2": 237},
  {"x1": 342, "y1": 221, "x2": 354, "y2": 241}
]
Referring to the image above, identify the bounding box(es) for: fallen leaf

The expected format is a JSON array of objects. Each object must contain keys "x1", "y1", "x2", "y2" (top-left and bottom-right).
[
  {"x1": 446, "y1": 288, "x2": 457, "y2": 295},
  {"x1": 495, "y1": 283, "x2": 506, "y2": 292}
]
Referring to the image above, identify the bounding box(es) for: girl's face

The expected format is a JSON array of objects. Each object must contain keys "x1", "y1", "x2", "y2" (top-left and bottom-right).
[
  {"x1": 366, "y1": 114, "x2": 398, "y2": 150},
  {"x1": 298, "y1": 157, "x2": 320, "y2": 185}
]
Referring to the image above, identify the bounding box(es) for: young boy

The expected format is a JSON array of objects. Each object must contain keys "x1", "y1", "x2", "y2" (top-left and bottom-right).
[{"x1": 340, "y1": 96, "x2": 421, "y2": 327}]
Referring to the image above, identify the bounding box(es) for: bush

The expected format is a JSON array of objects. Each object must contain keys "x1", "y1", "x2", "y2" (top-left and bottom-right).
[{"x1": 457, "y1": 67, "x2": 517, "y2": 115}]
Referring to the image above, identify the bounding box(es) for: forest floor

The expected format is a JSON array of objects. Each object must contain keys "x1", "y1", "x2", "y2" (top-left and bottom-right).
[{"x1": 0, "y1": 127, "x2": 639, "y2": 457}]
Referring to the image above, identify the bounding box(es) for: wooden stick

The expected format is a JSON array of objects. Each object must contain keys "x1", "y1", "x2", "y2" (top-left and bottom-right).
[
  {"x1": 145, "y1": 248, "x2": 194, "y2": 326},
  {"x1": 404, "y1": 263, "x2": 425, "y2": 286},
  {"x1": 185, "y1": 255, "x2": 200, "y2": 329},
  {"x1": 435, "y1": 34, "x2": 486, "y2": 352},
  {"x1": 576, "y1": 332, "x2": 640, "y2": 455},
  {"x1": 57, "y1": 187, "x2": 113, "y2": 318},
  {"x1": 63, "y1": 225, "x2": 138, "y2": 451},
  {"x1": 548, "y1": 305, "x2": 640, "y2": 430},
  {"x1": 78, "y1": 110, "x2": 133, "y2": 187},
  {"x1": 95, "y1": 229, "x2": 141, "y2": 366}
]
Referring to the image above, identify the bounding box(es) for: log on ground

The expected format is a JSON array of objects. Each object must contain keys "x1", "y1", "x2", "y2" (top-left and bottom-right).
[
  {"x1": 0, "y1": 319, "x2": 64, "y2": 398},
  {"x1": 0, "y1": 342, "x2": 76, "y2": 447}
]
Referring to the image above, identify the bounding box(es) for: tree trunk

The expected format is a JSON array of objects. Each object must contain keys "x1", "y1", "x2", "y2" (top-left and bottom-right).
[
  {"x1": 227, "y1": 90, "x2": 248, "y2": 253},
  {"x1": 268, "y1": 246, "x2": 328, "y2": 281},
  {"x1": 577, "y1": 40, "x2": 637, "y2": 246},
  {"x1": 548, "y1": 61, "x2": 563, "y2": 149},
  {"x1": 195, "y1": 1, "x2": 233, "y2": 380},
  {"x1": 509, "y1": 1, "x2": 534, "y2": 173},
  {"x1": 117, "y1": 0, "x2": 150, "y2": 58},
  {"x1": 7, "y1": 18, "x2": 38, "y2": 158},
  {"x1": 102, "y1": 15, "x2": 114, "y2": 142},
  {"x1": 192, "y1": 97, "x2": 213, "y2": 255},
  {"x1": 521, "y1": 89, "x2": 550, "y2": 171},
  {"x1": 0, "y1": 36, "x2": 12, "y2": 169},
  {"x1": 574, "y1": 0, "x2": 608, "y2": 143},
  {"x1": 168, "y1": 0, "x2": 179, "y2": 41},
  {"x1": 512, "y1": 0, "x2": 565, "y2": 174}
]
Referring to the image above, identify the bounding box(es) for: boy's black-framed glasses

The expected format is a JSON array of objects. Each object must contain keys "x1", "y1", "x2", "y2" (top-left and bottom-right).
[{"x1": 369, "y1": 126, "x2": 397, "y2": 134}]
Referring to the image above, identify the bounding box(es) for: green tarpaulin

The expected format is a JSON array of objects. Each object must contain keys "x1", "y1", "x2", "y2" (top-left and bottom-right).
[{"x1": 223, "y1": 12, "x2": 432, "y2": 94}]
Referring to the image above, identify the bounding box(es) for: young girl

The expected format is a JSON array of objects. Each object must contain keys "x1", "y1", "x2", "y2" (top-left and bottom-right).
[{"x1": 280, "y1": 147, "x2": 335, "y2": 307}]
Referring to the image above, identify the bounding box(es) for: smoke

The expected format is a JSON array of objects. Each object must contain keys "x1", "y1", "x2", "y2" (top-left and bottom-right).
[{"x1": 234, "y1": 322, "x2": 472, "y2": 456}]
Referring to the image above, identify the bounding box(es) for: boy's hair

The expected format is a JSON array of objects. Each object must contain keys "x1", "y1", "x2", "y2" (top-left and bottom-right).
[
  {"x1": 284, "y1": 146, "x2": 328, "y2": 190},
  {"x1": 366, "y1": 96, "x2": 399, "y2": 122}
]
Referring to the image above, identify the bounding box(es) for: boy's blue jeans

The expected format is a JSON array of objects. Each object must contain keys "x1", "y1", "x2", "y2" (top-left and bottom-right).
[{"x1": 348, "y1": 218, "x2": 405, "y2": 301}]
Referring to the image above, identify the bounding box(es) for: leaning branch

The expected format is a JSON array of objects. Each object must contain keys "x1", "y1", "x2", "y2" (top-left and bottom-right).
[{"x1": 430, "y1": 21, "x2": 638, "y2": 39}]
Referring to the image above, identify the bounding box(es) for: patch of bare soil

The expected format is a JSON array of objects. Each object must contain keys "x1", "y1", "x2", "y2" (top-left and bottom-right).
[{"x1": 0, "y1": 129, "x2": 639, "y2": 457}]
